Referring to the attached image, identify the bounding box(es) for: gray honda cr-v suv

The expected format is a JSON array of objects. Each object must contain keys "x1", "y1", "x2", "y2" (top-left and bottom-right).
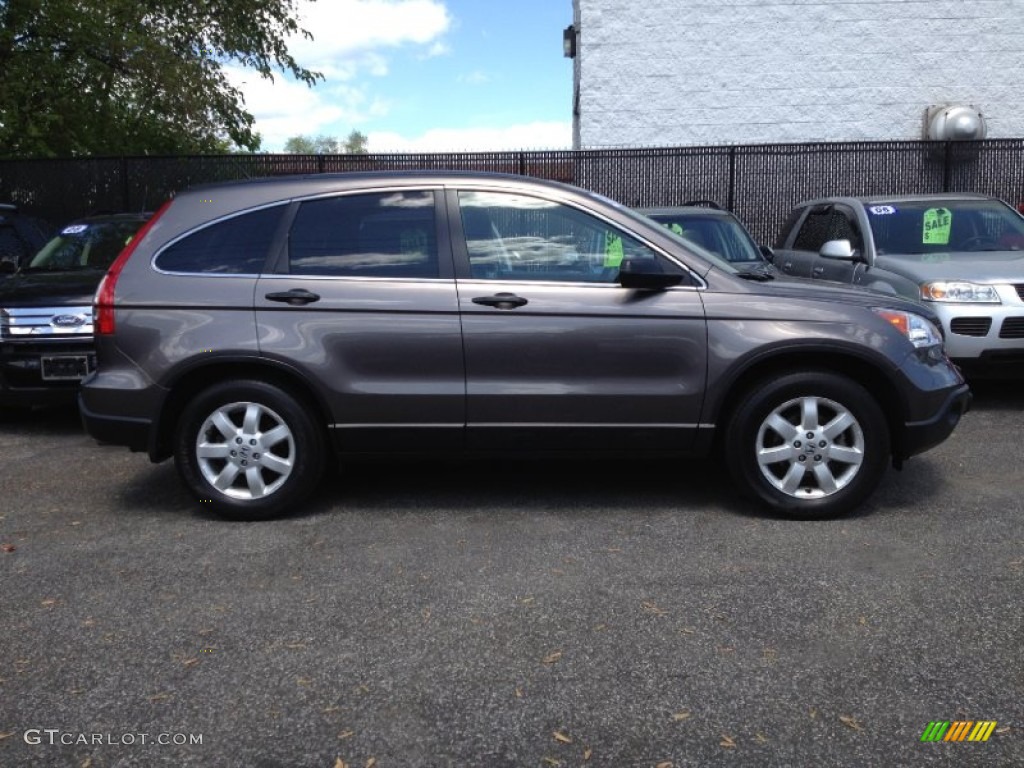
[{"x1": 80, "y1": 172, "x2": 970, "y2": 520}]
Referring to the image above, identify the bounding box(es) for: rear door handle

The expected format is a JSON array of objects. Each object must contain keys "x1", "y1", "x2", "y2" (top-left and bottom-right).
[
  {"x1": 265, "y1": 289, "x2": 321, "y2": 305},
  {"x1": 812, "y1": 266, "x2": 825, "y2": 276},
  {"x1": 471, "y1": 293, "x2": 528, "y2": 309}
]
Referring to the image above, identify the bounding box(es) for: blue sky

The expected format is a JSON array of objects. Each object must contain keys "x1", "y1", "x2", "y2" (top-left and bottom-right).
[{"x1": 229, "y1": 0, "x2": 574, "y2": 152}]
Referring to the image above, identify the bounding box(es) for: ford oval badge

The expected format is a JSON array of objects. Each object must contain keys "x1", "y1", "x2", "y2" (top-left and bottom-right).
[{"x1": 52, "y1": 314, "x2": 87, "y2": 328}]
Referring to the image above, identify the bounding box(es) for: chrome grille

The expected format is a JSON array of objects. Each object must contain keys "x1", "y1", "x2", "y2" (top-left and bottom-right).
[
  {"x1": 1015, "y1": 284, "x2": 1024, "y2": 302},
  {"x1": 0, "y1": 306, "x2": 94, "y2": 338}
]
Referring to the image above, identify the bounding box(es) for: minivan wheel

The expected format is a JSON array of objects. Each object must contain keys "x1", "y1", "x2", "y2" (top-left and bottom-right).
[
  {"x1": 175, "y1": 380, "x2": 325, "y2": 521},
  {"x1": 724, "y1": 372, "x2": 890, "y2": 519}
]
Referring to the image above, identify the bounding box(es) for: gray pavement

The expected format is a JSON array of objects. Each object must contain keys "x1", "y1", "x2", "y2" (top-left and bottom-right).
[{"x1": 1, "y1": 383, "x2": 1022, "y2": 767}]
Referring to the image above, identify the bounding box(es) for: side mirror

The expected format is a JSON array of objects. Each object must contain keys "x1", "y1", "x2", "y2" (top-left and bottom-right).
[
  {"x1": 759, "y1": 244, "x2": 775, "y2": 262},
  {"x1": 617, "y1": 258, "x2": 684, "y2": 290},
  {"x1": 819, "y1": 239, "x2": 856, "y2": 260}
]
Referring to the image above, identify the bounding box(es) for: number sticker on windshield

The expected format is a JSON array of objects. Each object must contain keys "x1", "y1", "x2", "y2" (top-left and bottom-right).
[
  {"x1": 922, "y1": 207, "x2": 952, "y2": 245},
  {"x1": 61, "y1": 224, "x2": 88, "y2": 235},
  {"x1": 869, "y1": 206, "x2": 896, "y2": 215}
]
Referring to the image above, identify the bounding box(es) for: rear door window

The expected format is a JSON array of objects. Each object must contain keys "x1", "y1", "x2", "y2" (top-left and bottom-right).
[{"x1": 288, "y1": 191, "x2": 440, "y2": 278}]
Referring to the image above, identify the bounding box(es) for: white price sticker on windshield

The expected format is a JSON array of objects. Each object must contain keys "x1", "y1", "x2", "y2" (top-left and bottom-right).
[
  {"x1": 61, "y1": 224, "x2": 88, "y2": 235},
  {"x1": 868, "y1": 206, "x2": 896, "y2": 215}
]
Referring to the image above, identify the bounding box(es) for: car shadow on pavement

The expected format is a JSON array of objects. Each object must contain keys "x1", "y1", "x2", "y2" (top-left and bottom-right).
[
  {"x1": 964, "y1": 379, "x2": 1024, "y2": 410},
  {"x1": 114, "y1": 455, "x2": 738, "y2": 522},
  {"x1": 324, "y1": 456, "x2": 731, "y2": 514},
  {"x1": 113, "y1": 445, "x2": 950, "y2": 524},
  {"x1": 0, "y1": 403, "x2": 85, "y2": 435}
]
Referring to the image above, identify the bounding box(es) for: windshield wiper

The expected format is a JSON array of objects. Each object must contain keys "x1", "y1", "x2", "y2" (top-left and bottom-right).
[
  {"x1": 22, "y1": 264, "x2": 101, "y2": 272},
  {"x1": 735, "y1": 266, "x2": 776, "y2": 281}
]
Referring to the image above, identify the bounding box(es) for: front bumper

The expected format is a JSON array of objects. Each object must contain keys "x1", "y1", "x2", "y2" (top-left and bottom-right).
[
  {"x1": 897, "y1": 383, "x2": 972, "y2": 461},
  {"x1": 932, "y1": 288, "x2": 1024, "y2": 360}
]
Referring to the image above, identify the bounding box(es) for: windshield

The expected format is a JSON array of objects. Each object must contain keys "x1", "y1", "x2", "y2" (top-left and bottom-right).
[
  {"x1": 27, "y1": 220, "x2": 143, "y2": 271},
  {"x1": 648, "y1": 213, "x2": 764, "y2": 264},
  {"x1": 866, "y1": 200, "x2": 1024, "y2": 255}
]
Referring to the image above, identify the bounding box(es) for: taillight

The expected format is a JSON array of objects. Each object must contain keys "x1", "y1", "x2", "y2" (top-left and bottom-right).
[{"x1": 94, "y1": 200, "x2": 173, "y2": 335}]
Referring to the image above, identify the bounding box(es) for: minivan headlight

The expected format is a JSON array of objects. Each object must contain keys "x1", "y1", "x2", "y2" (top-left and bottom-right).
[
  {"x1": 921, "y1": 281, "x2": 1000, "y2": 303},
  {"x1": 874, "y1": 309, "x2": 943, "y2": 349}
]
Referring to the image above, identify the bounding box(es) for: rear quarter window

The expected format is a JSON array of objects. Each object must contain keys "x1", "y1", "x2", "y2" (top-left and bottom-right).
[{"x1": 155, "y1": 205, "x2": 285, "y2": 274}]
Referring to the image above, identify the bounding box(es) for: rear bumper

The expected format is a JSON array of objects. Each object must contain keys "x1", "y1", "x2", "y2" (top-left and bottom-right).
[
  {"x1": 78, "y1": 395, "x2": 153, "y2": 452},
  {"x1": 898, "y1": 383, "x2": 972, "y2": 461}
]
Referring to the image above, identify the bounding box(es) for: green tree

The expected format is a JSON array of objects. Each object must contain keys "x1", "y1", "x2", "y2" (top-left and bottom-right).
[
  {"x1": 0, "y1": 0, "x2": 320, "y2": 157},
  {"x1": 284, "y1": 131, "x2": 369, "y2": 154},
  {"x1": 283, "y1": 134, "x2": 340, "y2": 154},
  {"x1": 343, "y1": 129, "x2": 368, "y2": 154}
]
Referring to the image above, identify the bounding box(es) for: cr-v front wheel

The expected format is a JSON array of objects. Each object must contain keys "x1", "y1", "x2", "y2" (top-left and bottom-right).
[
  {"x1": 174, "y1": 380, "x2": 325, "y2": 520},
  {"x1": 724, "y1": 371, "x2": 890, "y2": 519}
]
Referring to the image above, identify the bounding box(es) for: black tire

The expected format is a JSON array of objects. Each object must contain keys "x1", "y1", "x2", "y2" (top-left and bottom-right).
[
  {"x1": 724, "y1": 371, "x2": 890, "y2": 519},
  {"x1": 174, "y1": 380, "x2": 325, "y2": 521}
]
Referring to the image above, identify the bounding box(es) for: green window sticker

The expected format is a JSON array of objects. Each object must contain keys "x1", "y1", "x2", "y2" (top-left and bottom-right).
[
  {"x1": 922, "y1": 207, "x2": 952, "y2": 245},
  {"x1": 669, "y1": 223, "x2": 685, "y2": 236},
  {"x1": 399, "y1": 228, "x2": 428, "y2": 255},
  {"x1": 604, "y1": 231, "x2": 624, "y2": 268}
]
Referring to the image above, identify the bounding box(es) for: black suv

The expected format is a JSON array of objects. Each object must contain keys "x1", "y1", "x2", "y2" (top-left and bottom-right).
[
  {"x1": 80, "y1": 172, "x2": 970, "y2": 521},
  {"x1": 0, "y1": 203, "x2": 51, "y2": 272},
  {"x1": 0, "y1": 214, "x2": 149, "y2": 406}
]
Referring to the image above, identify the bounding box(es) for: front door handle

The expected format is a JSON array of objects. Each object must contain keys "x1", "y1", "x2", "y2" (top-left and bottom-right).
[
  {"x1": 265, "y1": 289, "x2": 321, "y2": 306},
  {"x1": 471, "y1": 293, "x2": 528, "y2": 309},
  {"x1": 812, "y1": 266, "x2": 825, "y2": 276}
]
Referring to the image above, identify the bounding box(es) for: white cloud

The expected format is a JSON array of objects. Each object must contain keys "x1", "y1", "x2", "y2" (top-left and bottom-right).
[
  {"x1": 457, "y1": 71, "x2": 489, "y2": 85},
  {"x1": 367, "y1": 122, "x2": 573, "y2": 152},
  {"x1": 227, "y1": 0, "x2": 451, "y2": 150},
  {"x1": 228, "y1": 66, "x2": 382, "y2": 149},
  {"x1": 422, "y1": 41, "x2": 451, "y2": 58},
  {"x1": 314, "y1": 52, "x2": 390, "y2": 82},
  {"x1": 290, "y1": 0, "x2": 451, "y2": 62}
]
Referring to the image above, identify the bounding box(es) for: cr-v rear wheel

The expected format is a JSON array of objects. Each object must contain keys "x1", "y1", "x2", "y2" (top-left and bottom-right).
[
  {"x1": 174, "y1": 380, "x2": 325, "y2": 520},
  {"x1": 724, "y1": 371, "x2": 890, "y2": 519}
]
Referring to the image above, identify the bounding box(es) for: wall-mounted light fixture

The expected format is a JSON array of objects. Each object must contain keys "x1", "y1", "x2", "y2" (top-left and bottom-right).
[
  {"x1": 923, "y1": 105, "x2": 987, "y2": 141},
  {"x1": 563, "y1": 25, "x2": 577, "y2": 58}
]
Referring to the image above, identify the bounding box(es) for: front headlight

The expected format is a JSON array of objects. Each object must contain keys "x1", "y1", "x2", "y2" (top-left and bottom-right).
[
  {"x1": 921, "y1": 281, "x2": 1001, "y2": 303},
  {"x1": 874, "y1": 309, "x2": 943, "y2": 349}
]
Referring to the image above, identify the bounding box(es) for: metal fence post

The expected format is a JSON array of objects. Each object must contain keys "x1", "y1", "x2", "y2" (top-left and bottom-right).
[
  {"x1": 727, "y1": 145, "x2": 737, "y2": 211},
  {"x1": 943, "y1": 141, "x2": 953, "y2": 192},
  {"x1": 121, "y1": 156, "x2": 130, "y2": 212}
]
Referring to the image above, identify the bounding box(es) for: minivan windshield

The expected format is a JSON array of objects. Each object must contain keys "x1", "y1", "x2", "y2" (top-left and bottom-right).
[
  {"x1": 865, "y1": 200, "x2": 1024, "y2": 255},
  {"x1": 26, "y1": 219, "x2": 144, "y2": 271}
]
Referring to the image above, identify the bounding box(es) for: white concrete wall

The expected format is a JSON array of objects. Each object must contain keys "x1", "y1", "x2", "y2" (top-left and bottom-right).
[{"x1": 574, "y1": 0, "x2": 1024, "y2": 148}]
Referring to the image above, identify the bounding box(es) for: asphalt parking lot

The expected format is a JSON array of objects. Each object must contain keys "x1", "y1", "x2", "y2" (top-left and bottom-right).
[{"x1": 1, "y1": 383, "x2": 1022, "y2": 768}]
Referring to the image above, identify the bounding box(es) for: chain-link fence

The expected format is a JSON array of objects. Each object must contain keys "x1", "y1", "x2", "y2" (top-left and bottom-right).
[{"x1": 2, "y1": 139, "x2": 1022, "y2": 243}]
